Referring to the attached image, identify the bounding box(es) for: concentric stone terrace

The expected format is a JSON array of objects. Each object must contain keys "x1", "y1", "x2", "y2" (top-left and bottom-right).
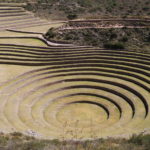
[
  {"x1": 0, "y1": 44, "x2": 149, "y2": 139},
  {"x1": 0, "y1": 3, "x2": 55, "y2": 32}
]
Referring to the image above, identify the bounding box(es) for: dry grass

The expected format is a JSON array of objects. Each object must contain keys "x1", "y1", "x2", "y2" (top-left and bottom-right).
[{"x1": 0, "y1": 132, "x2": 150, "y2": 150}]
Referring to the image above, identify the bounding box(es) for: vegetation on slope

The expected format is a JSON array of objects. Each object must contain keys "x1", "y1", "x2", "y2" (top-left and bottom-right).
[
  {"x1": 0, "y1": 132, "x2": 150, "y2": 150},
  {"x1": 25, "y1": 0, "x2": 150, "y2": 20},
  {"x1": 45, "y1": 27, "x2": 150, "y2": 53},
  {"x1": 0, "y1": 0, "x2": 25, "y2": 2}
]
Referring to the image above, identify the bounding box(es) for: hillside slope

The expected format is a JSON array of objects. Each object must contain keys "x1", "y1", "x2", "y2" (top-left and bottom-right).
[{"x1": 25, "y1": 0, "x2": 150, "y2": 20}]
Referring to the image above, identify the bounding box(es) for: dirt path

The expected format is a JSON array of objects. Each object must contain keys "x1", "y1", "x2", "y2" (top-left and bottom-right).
[
  {"x1": 59, "y1": 25, "x2": 150, "y2": 30},
  {"x1": 59, "y1": 18, "x2": 150, "y2": 30}
]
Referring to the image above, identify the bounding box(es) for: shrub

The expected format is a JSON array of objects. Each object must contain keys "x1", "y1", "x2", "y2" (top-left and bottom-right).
[
  {"x1": 146, "y1": 33, "x2": 150, "y2": 42},
  {"x1": 104, "y1": 42, "x2": 125, "y2": 49},
  {"x1": 128, "y1": 134, "x2": 143, "y2": 145},
  {"x1": 121, "y1": 36, "x2": 128, "y2": 42},
  {"x1": 110, "y1": 33, "x2": 118, "y2": 39},
  {"x1": 45, "y1": 28, "x2": 56, "y2": 39},
  {"x1": 141, "y1": 134, "x2": 150, "y2": 148},
  {"x1": 128, "y1": 133, "x2": 150, "y2": 148},
  {"x1": 25, "y1": 3, "x2": 33, "y2": 11},
  {"x1": 10, "y1": 132, "x2": 23, "y2": 137},
  {"x1": 67, "y1": 14, "x2": 78, "y2": 20},
  {"x1": 0, "y1": 136, "x2": 9, "y2": 146},
  {"x1": 142, "y1": 7, "x2": 149, "y2": 11}
]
